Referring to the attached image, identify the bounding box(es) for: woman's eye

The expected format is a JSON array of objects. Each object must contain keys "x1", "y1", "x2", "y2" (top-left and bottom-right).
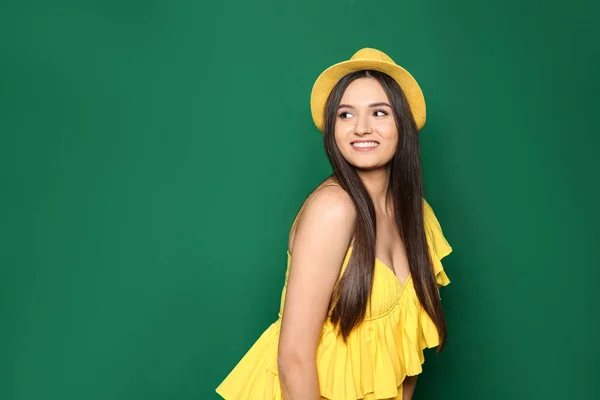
[
  {"x1": 374, "y1": 110, "x2": 388, "y2": 117},
  {"x1": 339, "y1": 111, "x2": 353, "y2": 119}
]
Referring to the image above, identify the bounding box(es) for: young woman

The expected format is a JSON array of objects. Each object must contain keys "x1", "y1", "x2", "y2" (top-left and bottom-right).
[{"x1": 216, "y1": 48, "x2": 453, "y2": 400}]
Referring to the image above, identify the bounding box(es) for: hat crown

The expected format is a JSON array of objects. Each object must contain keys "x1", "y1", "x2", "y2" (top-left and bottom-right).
[{"x1": 350, "y1": 48, "x2": 395, "y2": 64}]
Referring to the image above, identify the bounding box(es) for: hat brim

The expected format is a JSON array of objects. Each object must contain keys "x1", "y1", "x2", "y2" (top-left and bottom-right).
[{"x1": 310, "y1": 59, "x2": 426, "y2": 132}]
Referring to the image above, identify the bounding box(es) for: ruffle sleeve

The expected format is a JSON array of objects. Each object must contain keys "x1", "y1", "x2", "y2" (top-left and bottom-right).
[{"x1": 422, "y1": 198, "x2": 453, "y2": 286}]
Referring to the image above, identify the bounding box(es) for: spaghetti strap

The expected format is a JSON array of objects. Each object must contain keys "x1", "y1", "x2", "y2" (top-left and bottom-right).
[
  {"x1": 289, "y1": 210, "x2": 300, "y2": 236},
  {"x1": 287, "y1": 207, "x2": 304, "y2": 255}
]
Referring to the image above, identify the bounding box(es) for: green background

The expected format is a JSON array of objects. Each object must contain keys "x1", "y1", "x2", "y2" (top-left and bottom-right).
[{"x1": 1, "y1": 0, "x2": 599, "y2": 399}]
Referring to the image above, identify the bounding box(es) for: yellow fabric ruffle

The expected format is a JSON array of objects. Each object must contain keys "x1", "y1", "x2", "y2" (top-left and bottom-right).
[{"x1": 216, "y1": 199, "x2": 452, "y2": 399}]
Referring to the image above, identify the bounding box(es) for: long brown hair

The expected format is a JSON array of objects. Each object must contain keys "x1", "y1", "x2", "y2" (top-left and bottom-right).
[{"x1": 322, "y1": 70, "x2": 447, "y2": 351}]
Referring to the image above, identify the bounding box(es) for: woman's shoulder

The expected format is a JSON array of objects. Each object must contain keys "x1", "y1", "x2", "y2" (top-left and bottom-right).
[
  {"x1": 301, "y1": 178, "x2": 355, "y2": 224},
  {"x1": 308, "y1": 179, "x2": 354, "y2": 213},
  {"x1": 288, "y1": 178, "x2": 356, "y2": 253}
]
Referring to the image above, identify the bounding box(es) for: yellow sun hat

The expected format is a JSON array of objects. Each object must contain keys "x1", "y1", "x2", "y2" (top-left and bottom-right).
[{"x1": 310, "y1": 47, "x2": 426, "y2": 133}]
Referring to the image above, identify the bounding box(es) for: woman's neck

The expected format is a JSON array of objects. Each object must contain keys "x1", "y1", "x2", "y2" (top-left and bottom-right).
[{"x1": 357, "y1": 166, "x2": 392, "y2": 215}]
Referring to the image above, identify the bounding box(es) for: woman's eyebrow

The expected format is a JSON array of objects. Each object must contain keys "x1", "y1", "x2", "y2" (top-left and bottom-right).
[
  {"x1": 337, "y1": 102, "x2": 392, "y2": 109},
  {"x1": 369, "y1": 102, "x2": 392, "y2": 108}
]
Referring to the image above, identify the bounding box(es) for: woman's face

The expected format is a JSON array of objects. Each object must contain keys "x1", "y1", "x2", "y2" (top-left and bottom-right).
[{"x1": 334, "y1": 77, "x2": 398, "y2": 170}]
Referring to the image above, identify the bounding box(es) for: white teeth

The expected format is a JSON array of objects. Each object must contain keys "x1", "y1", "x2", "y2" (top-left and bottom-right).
[{"x1": 352, "y1": 142, "x2": 378, "y2": 148}]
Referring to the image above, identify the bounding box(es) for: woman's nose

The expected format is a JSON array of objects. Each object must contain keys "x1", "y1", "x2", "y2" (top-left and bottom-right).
[{"x1": 355, "y1": 114, "x2": 372, "y2": 135}]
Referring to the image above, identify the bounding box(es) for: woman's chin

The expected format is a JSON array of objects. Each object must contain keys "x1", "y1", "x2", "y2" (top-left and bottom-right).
[{"x1": 351, "y1": 162, "x2": 388, "y2": 171}]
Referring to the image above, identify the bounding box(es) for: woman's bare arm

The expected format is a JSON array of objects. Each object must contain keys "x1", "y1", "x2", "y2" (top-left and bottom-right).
[{"x1": 278, "y1": 186, "x2": 356, "y2": 399}]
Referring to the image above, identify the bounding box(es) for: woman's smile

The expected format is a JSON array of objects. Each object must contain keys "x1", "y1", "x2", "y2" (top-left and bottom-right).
[{"x1": 351, "y1": 140, "x2": 380, "y2": 151}]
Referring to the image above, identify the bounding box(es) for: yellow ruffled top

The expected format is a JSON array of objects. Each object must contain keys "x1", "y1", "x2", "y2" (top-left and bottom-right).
[{"x1": 216, "y1": 199, "x2": 452, "y2": 399}]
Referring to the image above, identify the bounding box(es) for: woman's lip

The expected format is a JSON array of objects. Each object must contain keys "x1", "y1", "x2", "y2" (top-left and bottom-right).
[{"x1": 351, "y1": 142, "x2": 379, "y2": 152}]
